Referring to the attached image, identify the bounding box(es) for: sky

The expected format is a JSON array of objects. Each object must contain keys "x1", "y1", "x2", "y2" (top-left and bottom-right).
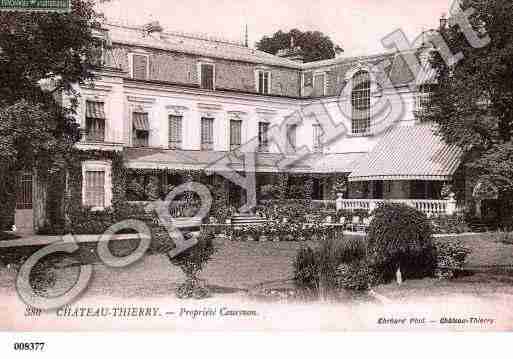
[{"x1": 98, "y1": 0, "x2": 451, "y2": 56}]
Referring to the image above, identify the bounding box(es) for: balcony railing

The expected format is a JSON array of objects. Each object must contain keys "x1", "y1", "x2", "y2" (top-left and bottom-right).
[{"x1": 314, "y1": 198, "x2": 459, "y2": 217}]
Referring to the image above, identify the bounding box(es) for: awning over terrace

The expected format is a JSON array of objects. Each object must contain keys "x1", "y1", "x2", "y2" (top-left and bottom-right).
[
  {"x1": 124, "y1": 148, "x2": 364, "y2": 174},
  {"x1": 348, "y1": 124, "x2": 462, "y2": 182}
]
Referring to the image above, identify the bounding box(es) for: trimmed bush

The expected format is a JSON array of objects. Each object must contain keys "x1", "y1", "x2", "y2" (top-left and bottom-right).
[
  {"x1": 293, "y1": 235, "x2": 369, "y2": 298},
  {"x1": 367, "y1": 203, "x2": 437, "y2": 283},
  {"x1": 335, "y1": 259, "x2": 375, "y2": 291},
  {"x1": 168, "y1": 229, "x2": 216, "y2": 299}
]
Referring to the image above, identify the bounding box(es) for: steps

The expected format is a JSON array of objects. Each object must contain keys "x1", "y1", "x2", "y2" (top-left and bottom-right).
[{"x1": 231, "y1": 213, "x2": 269, "y2": 227}]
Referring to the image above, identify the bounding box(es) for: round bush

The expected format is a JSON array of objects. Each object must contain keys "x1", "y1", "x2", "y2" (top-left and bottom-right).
[{"x1": 367, "y1": 203, "x2": 436, "y2": 282}]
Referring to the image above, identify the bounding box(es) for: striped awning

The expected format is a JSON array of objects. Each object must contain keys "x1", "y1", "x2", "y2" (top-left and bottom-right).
[
  {"x1": 85, "y1": 101, "x2": 105, "y2": 119},
  {"x1": 133, "y1": 112, "x2": 149, "y2": 131},
  {"x1": 348, "y1": 124, "x2": 462, "y2": 182}
]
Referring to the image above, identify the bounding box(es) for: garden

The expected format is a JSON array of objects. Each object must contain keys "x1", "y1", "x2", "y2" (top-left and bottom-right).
[{"x1": 4, "y1": 200, "x2": 502, "y2": 305}]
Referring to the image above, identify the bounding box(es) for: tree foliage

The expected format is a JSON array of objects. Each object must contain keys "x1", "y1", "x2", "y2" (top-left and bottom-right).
[
  {"x1": 427, "y1": 0, "x2": 513, "y2": 202},
  {"x1": 0, "y1": 0, "x2": 101, "y2": 172},
  {"x1": 256, "y1": 29, "x2": 343, "y2": 63}
]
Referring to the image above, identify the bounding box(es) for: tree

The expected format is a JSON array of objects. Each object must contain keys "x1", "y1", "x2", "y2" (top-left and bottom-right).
[
  {"x1": 0, "y1": 0, "x2": 102, "y2": 231},
  {"x1": 426, "y1": 0, "x2": 513, "y2": 223},
  {"x1": 256, "y1": 29, "x2": 343, "y2": 63}
]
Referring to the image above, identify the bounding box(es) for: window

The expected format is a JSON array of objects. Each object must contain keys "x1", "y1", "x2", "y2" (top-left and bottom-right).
[
  {"x1": 313, "y1": 124, "x2": 323, "y2": 152},
  {"x1": 230, "y1": 119, "x2": 242, "y2": 150},
  {"x1": 313, "y1": 73, "x2": 326, "y2": 96},
  {"x1": 85, "y1": 101, "x2": 106, "y2": 142},
  {"x1": 200, "y1": 63, "x2": 215, "y2": 90},
  {"x1": 84, "y1": 170, "x2": 105, "y2": 208},
  {"x1": 415, "y1": 85, "x2": 432, "y2": 121},
  {"x1": 351, "y1": 70, "x2": 371, "y2": 135},
  {"x1": 257, "y1": 70, "x2": 270, "y2": 95},
  {"x1": 201, "y1": 117, "x2": 214, "y2": 150},
  {"x1": 168, "y1": 115, "x2": 183, "y2": 149},
  {"x1": 132, "y1": 112, "x2": 149, "y2": 147},
  {"x1": 132, "y1": 54, "x2": 149, "y2": 80},
  {"x1": 258, "y1": 122, "x2": 269, "y2": 152},
  {"x1": 286, "y1": 124, "x2": 297, "y2": 153},
  {"x1": 91, "y1": 38, "x2": 105, "y2": 67}
]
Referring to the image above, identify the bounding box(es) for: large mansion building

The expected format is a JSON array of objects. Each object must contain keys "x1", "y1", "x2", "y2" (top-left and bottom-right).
[{"x1": 13, "y1": 20, "x2": 467, "y2": 234}]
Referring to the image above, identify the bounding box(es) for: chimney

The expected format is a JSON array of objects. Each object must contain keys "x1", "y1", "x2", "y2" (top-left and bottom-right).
[
  {"x1": 439, "y1": 13, "x2": 448, "y2": 30},
  {"x1": 276, "y1": 37, "x2": 304, "y2": 63},
  {"x1": 143, "y1": 20, "x2": 164, "y2": 39}
]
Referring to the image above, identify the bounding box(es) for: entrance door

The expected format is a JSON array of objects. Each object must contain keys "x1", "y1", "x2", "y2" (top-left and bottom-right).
[
  {"x1": 15, "y1": 171, "x2": 34, "y2": 234},
  {"x1": 373, "y1": 181, "x2": 384, "y2": 199}
]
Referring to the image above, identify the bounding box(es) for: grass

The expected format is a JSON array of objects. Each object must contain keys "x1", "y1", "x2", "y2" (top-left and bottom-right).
[
  {"x1": 1, "y1": 232, "x2": 512, "y2": 302},
  {"x1": 440, "y1": 232, "x2": 513, "y2": 267}
]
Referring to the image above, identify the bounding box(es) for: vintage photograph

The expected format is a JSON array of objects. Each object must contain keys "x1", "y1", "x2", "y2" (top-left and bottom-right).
[{"x1": 0, "y1": 0, "x2": 513, "y2": 337}]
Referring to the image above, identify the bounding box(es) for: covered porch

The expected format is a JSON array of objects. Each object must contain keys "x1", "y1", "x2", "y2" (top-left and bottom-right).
[
  {"x1": 340, "y1": 125, "x2": 463, "y2": 217},
  {"x1": 123, "y1": 148, "x2": 362, "y2": 217}
]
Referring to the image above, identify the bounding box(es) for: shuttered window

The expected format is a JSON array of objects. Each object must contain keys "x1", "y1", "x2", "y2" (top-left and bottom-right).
[
  {"x1": 132, "y1": 112, "x2": 149, "y2": 147},
  {"x1": 286, "y1": 124, "x2": 297, "y2": 153},
  {"x1": 200, "y1": 63, "x2": 214, "y2": 90},
  {"x1": 230, "y1": 119, "x2": 242, "y2": 149},
  {"x1": 85, "y1": 101, "x2": 105, "y2": 142},
  {"x1": 313, "y1": 124, "x2": 323, "y2": 152},
  {"x1": 257, "y1": 70, "x2": 270, "y2": 94},
  {"x1": 201, "y1": 117, "x2": 214, "y2": 150},
  {"x1": 84, "y1": 170, "x2": 105, "y2": 208},
  {"x1": 132, "y1": 54, "x2": 149, "y2": 80},
  {"x1": 169, "y1": 115, "x2": 183, "y2": 149},
  {"x1": 313, "y1": 73, "x2": 325, "y2": 96},
  {"x1": 258, "y1": 122, "x2": 269, "y2": 152}
]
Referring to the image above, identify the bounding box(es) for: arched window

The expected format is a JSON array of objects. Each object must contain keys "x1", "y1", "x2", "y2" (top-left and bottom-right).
[{"x1": 351, "y1": 70, "x2": 371, "y2": 134}]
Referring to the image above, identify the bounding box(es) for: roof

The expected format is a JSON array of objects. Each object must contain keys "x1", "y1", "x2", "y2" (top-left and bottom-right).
[
  {"x1": 305, "y1": 152, "x2": 365, "y2": 173},
  {"x1": 105, "y1": 22, "x2": 303, "y2": 69},
  {"x1": 348, "y1": 124, "x2": 462, "y2": 182},
  {"x1": 104, "y1": 21, "x2": 433, "y2": 87},
  {"x1": 125, "y1": 148, "x2": 361, "y2": 174}
]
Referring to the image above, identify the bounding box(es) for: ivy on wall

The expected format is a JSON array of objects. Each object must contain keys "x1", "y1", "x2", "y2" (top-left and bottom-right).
[
  {"x1": 39, "y1": 149, "x2": 126, "y2": 235},
  {"x1": 0, "y1": 171, "x2": 16, "y2": 230}
]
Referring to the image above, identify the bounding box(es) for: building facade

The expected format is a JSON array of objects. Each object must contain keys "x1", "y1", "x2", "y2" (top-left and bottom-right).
[{"x1": 13, "y1": 20, "x2": 464, "y2": 234}]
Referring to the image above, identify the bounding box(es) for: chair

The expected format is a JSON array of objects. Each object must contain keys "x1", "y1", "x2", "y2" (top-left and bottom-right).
[
  {"x1": 362, "y1": 216, "x2": 374, "y2": 232},
  {"x1": 349, "y1": 216, "x2": 360, "y2": 232}
]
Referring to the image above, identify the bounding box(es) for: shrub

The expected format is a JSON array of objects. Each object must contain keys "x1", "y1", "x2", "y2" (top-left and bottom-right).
[
  {"x1": 431, "y1": 214, "x2": 471, "y2": 234},
  {"x1": 293, "y1": 235, "x2": 369, "y2": 298},
  {"x1": 335, "y1": 260, "x2": 375, "y2": 291},
  {"x1": 367, "y1": 203, "x2": 437, "y2": 283},
  {"x1": 433, "y1": 239, "x2": 471, "y2": 279},
  {"x1": 168, "y1": 230, "x2": 216, "y2": 299}
]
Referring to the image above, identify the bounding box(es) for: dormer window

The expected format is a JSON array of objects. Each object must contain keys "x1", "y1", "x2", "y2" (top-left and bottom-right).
[
  {"x1": 256, "y1": 70, "x2": 271, "y2": 95},
  {"x1": 200, "y1": 63, "x2": 215, "y2": 90},
  {"x1": 131, "y1": 53, "x2": 149, "y2": 80},
  {"x1": 313, "y1": 73, "x2": 326, "y2": 96},
  {"x1": 351, "y1": 70, "x2": 371, "y2": 135}
]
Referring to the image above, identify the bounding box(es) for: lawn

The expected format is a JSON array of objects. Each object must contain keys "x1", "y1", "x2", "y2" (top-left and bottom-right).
[{"x1": 0, "y1": 232, "x2": 512, "y2": 301}]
